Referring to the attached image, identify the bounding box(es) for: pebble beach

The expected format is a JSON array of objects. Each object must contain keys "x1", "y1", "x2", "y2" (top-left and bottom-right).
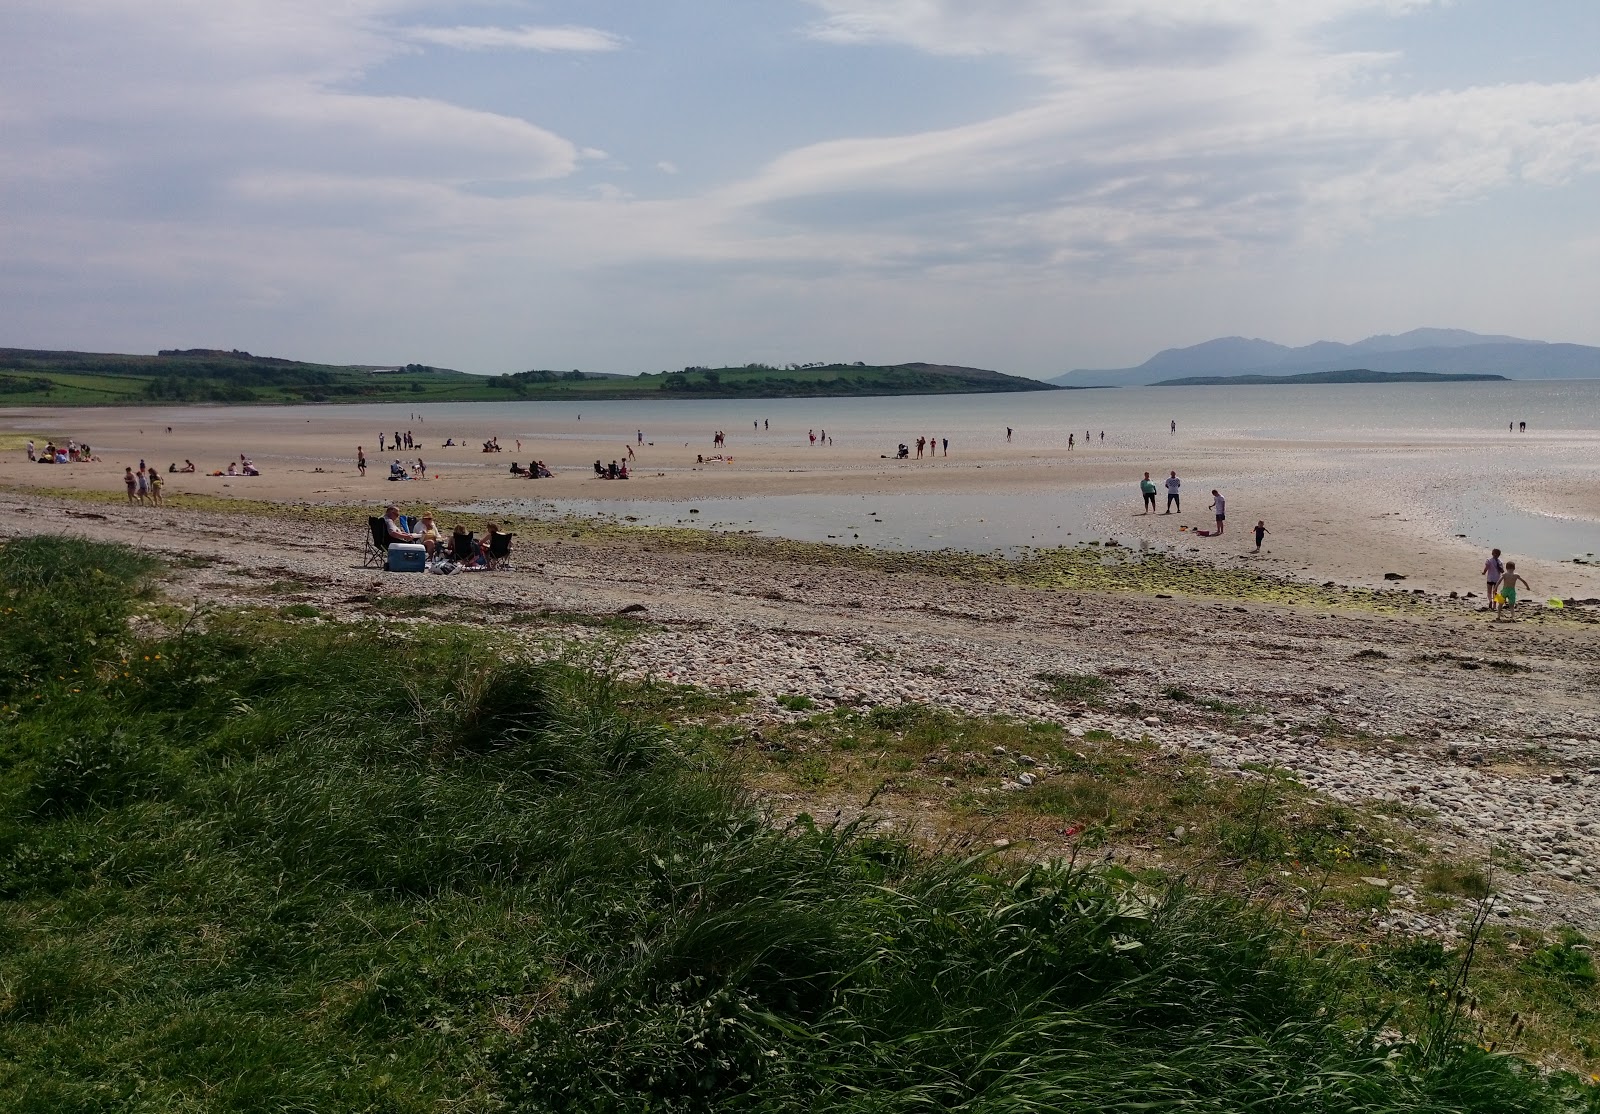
[{"x1": 5, "y1": 488, "x2": 1599, "y2": 942}]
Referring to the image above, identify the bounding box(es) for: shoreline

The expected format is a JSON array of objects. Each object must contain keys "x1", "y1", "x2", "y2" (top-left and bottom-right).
[{"x1": 3, "y1": 393, "x2": 1597, "y2": 601}]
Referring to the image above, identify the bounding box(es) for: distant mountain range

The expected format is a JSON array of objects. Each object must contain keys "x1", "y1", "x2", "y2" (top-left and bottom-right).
[
  {"x1": 1051, "y1": 328, "x2": 1600, "y2": 387},
  {"x1": 1151, "y1": 370, "x2": 1507, "y2": 387}
]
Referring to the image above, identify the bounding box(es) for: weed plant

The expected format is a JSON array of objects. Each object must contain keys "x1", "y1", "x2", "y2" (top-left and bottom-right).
[{"x1": 0, "y1": 538, "x2": 1588, "y2": 1111}]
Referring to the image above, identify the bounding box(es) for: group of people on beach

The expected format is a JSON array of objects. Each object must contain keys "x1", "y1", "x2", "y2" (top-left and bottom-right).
[
  {"x1": 123, "y1": 463, "x2": 163, "y2": 505},
  {"x1": 120, "y1": 454, "x2": 253, "y2": 499},
  {"x1": 378, "y1": 430, "x2": 420, "y2": 452},
  {"x1": 510, "y1": 461, "x2": 554, "y2": 478},
  {"x1": 28, "y1": 439, "x2": 95, "y2": 463},
  {"x1": 595, "y1": 459, "x2": 630, "y2": 479},
  {"x1": 1138, "y1": 471, "x2": 1268, "y2": 550},
  {"x1": 1482, "y1": 548, "x2": 1533, "y2": 619},
  {"x1": 381, "y1": 505, "x2": 511, "y2": 570}
]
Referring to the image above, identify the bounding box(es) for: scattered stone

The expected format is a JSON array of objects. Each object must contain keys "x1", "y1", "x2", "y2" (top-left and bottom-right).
[
  {"x1": 1383, "y1": 572, "x2": 1406, "y2": 581},
  {"x1": 616, "y1": 603, "x2": 649, "y2": 614},
  {"x1": 1361, "y1": 877, "x2": 1390, "y2": 888}
]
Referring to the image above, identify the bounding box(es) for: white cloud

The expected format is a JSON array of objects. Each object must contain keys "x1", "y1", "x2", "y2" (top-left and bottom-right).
[
  {"x1": 699, "y1": 0, "x2": 1599, "y2": 271},
  {"x1": 405, "y1": 24, "x2": 624, "y2": 53},
  {"x1": 1, "y1": 0, "x2": 1597, "y2": 372}
]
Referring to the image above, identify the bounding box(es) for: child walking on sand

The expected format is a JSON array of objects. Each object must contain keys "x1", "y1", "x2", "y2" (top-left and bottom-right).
[
  {"x1": 1252, "y1": 520, "x2": 1268, "y2": 552},
  {"x1": 1495, "y1": 562, "x2": 1530, "y2": 620}
]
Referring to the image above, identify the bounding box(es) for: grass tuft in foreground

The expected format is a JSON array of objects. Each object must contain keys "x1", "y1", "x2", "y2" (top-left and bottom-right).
[{"x1": 0, "y1": 536, "x2": 1590, "y2": 1111}]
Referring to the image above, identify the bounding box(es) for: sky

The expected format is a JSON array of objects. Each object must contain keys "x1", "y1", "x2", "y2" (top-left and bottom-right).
[{"x1": 2, "y1": 0, "x2": 1598, "y2": 378}]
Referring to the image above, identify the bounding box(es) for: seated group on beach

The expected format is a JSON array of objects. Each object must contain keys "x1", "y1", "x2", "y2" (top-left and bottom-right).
[
  {"x1": 386, "y1": 458, "x2": 428, "y2": 480},
  {"x1": 27, "y1": 439, "x2": 94, "y2": 463},
  {"x1": 381, "y1": 505, "x2": 513, "y2": 571},
  {"x1": 593, "y1": 459, "x2": 630, "y2": 479},
  {"x1": 207, "y1": 454, "x2": 260, "y2": 477},
  {"x1": 168, "y1": 460, "x2": 197, "y2": 473},
  {"x1": 510, "y1": 460, "x2": 554, "y2": 478}
]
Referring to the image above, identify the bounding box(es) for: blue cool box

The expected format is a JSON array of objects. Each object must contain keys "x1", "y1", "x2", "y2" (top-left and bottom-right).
[{"x1": 386, "y1": 543, "x2": 427, "y2": 572}]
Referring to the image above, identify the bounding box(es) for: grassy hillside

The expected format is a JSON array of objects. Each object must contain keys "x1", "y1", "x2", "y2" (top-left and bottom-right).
[
  {"x1": 0, "y1": 349, "x2": 1056, "y2": 406},
  {"x1": 0, "y1": 535, "x2": 1589, "y2": 1111}
]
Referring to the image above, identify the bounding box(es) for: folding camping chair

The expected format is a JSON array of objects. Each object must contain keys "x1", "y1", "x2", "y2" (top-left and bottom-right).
[
  {"x1": 485, "y1": 530, "x2": 514, "y2": 570},
  {"x1": 447, "y1": 531, "x2": 477, "y2": 565},
  {"x1": 362, "y1": 516, "x2": 391, "y2": 568}
]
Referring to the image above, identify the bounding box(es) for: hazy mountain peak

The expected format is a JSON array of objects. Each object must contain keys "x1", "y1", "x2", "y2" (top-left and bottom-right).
[
  {"x1": 1050, "y1": 328, "x2": 1592, "y2": 387},
  {"x1": 1140, "y1": 336, "x2": 1289, "y2": 372},
  {"x1": 1350, "y1": 327, "x2": 1542, "y2": 354}
]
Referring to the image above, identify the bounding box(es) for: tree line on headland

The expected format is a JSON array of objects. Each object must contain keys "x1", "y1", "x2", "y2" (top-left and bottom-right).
[{"x1": 0, "y1": 347, "x2": 1060, "y2": 406}]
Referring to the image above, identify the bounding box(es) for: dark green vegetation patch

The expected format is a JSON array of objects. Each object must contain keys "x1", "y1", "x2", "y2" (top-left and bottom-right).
[
  {"x1": 0, "y1": 348, "x2": 1055, "y2": 406},
  {"x1": 0, "y1": 537, "x2": 1589, "y2": 1111}
]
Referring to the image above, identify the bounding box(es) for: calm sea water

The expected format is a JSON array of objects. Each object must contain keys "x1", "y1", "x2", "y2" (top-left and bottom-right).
[{"x1": 313, "y1": 379, "x2": 1600, "y2": 447}]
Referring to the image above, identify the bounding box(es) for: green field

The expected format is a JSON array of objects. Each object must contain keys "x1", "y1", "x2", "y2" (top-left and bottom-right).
[
  {"x1": 0, "y1": 348, "x2": 1058, "y2": 406},
  {"x1": 1, "y1": 534, "x2": 1594, "y2": 1111}
]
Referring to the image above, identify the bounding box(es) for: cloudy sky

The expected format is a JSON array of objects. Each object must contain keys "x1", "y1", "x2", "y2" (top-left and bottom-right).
[{"x1": 3, "y1": 1, "x2": 1598, "y2": 376}]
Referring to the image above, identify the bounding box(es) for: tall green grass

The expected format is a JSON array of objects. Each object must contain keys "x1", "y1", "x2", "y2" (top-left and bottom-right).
[{"x1": 0, "y1": 537, "x2": 1588, "y2": 1111}]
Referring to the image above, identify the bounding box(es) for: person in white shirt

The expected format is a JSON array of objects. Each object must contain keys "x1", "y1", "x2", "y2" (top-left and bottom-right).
[
  {"x1": 383, "y1": 504, "x2": 421, "y2": 543},
  {"x1": 1164, "y1": 471, "x2": 1181, "y2": 513},
  {"x1": 1209, "y1": 489, "x2": 1226, "y2": 535}
]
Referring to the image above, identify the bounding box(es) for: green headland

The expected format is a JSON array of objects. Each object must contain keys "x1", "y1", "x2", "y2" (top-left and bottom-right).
[{"x1": 0, "y1": 347, "x2": 1058, "y2": 406}]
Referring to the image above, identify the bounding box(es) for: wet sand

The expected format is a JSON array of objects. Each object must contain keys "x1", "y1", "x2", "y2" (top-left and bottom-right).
[{"x1": 2, "y1": 402, "x2": 1596, "y2": 599}]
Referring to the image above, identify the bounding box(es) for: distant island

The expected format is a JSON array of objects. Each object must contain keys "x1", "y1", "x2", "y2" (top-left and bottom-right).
[
  {"x1": 0, "y1": 348, "x2": 1058, "y2": 406},
  {"x1": 1151, "y1": 369, "x2": 1509, "y2": 387},
  {"x1": 1053, "y1": 327, "x2": 1600, "y2": 387}
]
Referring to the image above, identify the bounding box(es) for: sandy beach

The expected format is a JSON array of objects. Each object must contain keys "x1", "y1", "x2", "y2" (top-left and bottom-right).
[{"x1": 2, "y1": 396, "x2": 1597, "y2": 599}]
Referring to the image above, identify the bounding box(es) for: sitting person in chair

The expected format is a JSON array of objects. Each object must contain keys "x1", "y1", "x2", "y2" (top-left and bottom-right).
[
  {"x1": 448, "y1": 524, "x2": 477, "y2": 563},
  {"x1": 416, "y1": 513, "x2": 443, "y2": 557},
  {"x1": 483, "y1": 522, "x2": 512, "y2": 569},
  {"x1": 383, "y1": 504, "x2": 422, "y2": 544}
]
